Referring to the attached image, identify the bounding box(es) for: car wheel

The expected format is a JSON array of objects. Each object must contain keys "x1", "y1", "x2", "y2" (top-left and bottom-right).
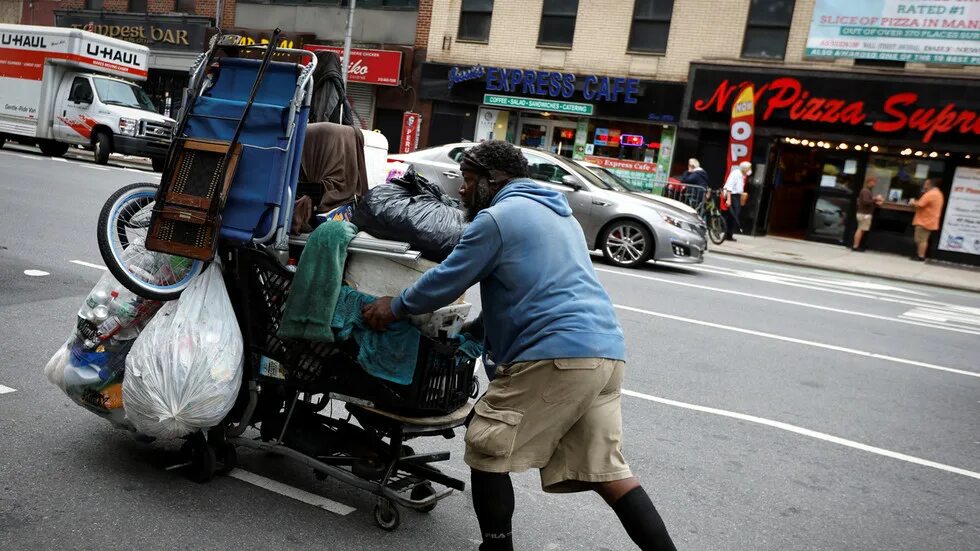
[
  {"x1": 601, "y1": 220, "x2": 653, "y2": 268},
  {"x1": 93, "y1": 132, "x2": 111, "y2": 165}
]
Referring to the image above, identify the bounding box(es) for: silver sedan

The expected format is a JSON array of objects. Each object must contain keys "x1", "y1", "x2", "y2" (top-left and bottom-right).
[{"x1": 389, "y1": 143, "x2": 707, "y2": 268}]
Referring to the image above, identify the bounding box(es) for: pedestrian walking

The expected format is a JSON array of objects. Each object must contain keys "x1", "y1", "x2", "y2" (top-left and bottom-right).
[
  {"x1": 362, "y1": 140, "x2": 676, "y2": 551},
  {"x1": 680, "y1": 158, "x2": 709, "y2": 207},
  {"x1": 723, "y1": 161, "x2": 752, "y2": 241},
  {"x1": 909, "y1": 178, "x2": 944, "y2": 261},
  {"x1": 852, "y1": 177, "x2": 883, "y2": 252}
]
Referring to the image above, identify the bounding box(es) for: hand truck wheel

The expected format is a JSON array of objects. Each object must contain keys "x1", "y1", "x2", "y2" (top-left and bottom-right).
[
  {"x1": 214, "y1": 442, "x2": 237, "y2": 475},
  {"x1": 410, "y1": 482, "x2": 437, "y2": 514},
  {"x1": 182, "y1": 436, "x2": 216, "y2": 483},
  {"x1": 374, "y1": 497, "x2": 400, "y2": 531}
]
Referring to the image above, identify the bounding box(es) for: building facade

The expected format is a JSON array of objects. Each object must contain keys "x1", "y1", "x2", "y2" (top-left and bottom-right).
[
  {"x1": 233, "y1": 0, "x2": 431, "y2": 148},
  {"x1": 422, "y1": 0, "x2": 980, "y2": 265}
]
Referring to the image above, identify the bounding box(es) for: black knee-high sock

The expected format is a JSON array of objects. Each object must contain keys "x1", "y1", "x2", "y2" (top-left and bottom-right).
[
  {"x1": 612, "y1": 486, "x2": 677, "y2": 551},
  {"x1": 471, "y1": 469, "x2": 515, "y2": 551}
]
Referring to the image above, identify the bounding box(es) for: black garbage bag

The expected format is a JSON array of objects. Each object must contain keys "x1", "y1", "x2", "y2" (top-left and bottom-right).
[{"x1": 351, "y1": 167, "x2": 467, "y2": 261}]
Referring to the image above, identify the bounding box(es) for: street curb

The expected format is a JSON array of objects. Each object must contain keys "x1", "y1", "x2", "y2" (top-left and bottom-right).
[{"x1": 709, "y1": 248, "x2": 980, "y2": 294}]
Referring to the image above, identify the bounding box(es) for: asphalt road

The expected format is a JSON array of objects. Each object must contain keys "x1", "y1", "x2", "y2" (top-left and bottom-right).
[{"x1": 1, "y1": 146, "x2": 978, "y2": 550}]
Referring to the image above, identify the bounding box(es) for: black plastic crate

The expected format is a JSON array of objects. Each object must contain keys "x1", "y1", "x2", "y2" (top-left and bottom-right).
[{"x1": 231, "y1": 247, "x2": 474, "y2": 416}]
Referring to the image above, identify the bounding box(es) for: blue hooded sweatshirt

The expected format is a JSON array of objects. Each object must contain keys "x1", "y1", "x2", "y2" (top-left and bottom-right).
[{"x1": 391, "y1": 179, "x2": 626, "y2": 365}]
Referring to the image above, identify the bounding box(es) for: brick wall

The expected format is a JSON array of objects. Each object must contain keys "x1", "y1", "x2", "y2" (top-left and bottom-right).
[
  {"x1": 415, "y1": 0, "x2": 433, "y2": 50},
  {"x1": 426, "y1": 0, "x2": 979, "y2": 81},
  {"x1": 59, "y1": 1, "x2": 236, "y2": 26}
]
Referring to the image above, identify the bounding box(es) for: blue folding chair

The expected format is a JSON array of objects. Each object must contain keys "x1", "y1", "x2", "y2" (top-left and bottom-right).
[{"x1": 183, "y1": 54, "x2": 315, "y2": 245}]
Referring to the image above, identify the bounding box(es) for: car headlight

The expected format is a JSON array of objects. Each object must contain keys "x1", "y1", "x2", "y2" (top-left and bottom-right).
[
  {"x1": 118, "y1": 117, "x2": 138, "y2": 136},
  {"x1": 660, "y1": 213, "x2": 684, "y2": 228}
]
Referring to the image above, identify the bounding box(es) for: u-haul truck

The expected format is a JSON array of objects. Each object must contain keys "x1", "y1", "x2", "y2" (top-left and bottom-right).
[{"x1": 0, "y1": 24, "x2": 174, "y2": 170}]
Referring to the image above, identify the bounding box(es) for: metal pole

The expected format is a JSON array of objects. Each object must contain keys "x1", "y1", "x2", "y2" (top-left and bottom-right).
[
  {"x1": 341, "y1": 0, "x2": 356, "y2": 86},
  {"x1": 214, "y1": 0, "x2": 224, "y2": 28}
]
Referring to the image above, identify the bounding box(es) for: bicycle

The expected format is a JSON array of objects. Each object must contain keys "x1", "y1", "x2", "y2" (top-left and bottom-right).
[{"x1": 696, "y1": 190, "x2": 727, "y2": 245}]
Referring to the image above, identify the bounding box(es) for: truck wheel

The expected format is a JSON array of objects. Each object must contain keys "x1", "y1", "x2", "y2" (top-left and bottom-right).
[
  {"x1": 151, "y1": 157, "x2": 166, "y2": 172},
  {"x1": 39, "y1": 141, "x2": 70, "y2": 157},
  {"x1": 93, "y1": 132, "x2": 111, "y2": 165}
]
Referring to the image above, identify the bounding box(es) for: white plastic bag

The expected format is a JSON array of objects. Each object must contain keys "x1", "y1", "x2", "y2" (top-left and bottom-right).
[{"x1": 123, "y1": 263, "x2": 243, "y2": 439}]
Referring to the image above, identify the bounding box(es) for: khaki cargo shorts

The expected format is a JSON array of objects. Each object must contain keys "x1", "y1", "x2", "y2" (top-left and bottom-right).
[
  {"x1": 855, "y1": 213, "x2": 872, "y2": 231},
  {"x1": 914, "y1": 225, "x2": 932, "y2": 245},
  {"x1": 463, "y1": 358, "x2": 632, "y2": 493}
]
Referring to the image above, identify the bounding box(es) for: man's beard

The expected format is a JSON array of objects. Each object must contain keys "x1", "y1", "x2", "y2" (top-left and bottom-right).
[{"x1": 464, "y1": 180, "x2": 494, "y2": 222}]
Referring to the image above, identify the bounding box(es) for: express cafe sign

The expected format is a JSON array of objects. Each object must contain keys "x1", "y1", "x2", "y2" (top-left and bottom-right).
[
  {"x1": 449, "y1": 65, "x2": 642, "y2": 104},
  {"x1": 684, "y1": 64, "x2": 980, "y2": 145}
]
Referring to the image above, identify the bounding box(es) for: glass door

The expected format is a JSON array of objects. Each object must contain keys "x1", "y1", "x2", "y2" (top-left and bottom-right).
[
  {"x1": 518, "y1": 118, "x2": 578, "y2": 158},
  {"x1": 549, "y1": 121, "x2": 577, "y2": 159},
  {"x1": 518, "y1": 118, "x2": 550, "y2": 151},
  {"x1": 806, "y1": 154, "x2": 862, "y2": 244}
]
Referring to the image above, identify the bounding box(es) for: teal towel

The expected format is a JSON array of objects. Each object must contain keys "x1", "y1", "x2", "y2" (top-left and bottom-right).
[
  {"x1": 278, "y1": 221, "x2": 357, "y2": 342},
  {"x1": 456, "y1": 333, "x2": 484, "y2": 362},
  {"x1": 332, "y1": 286, "x2": 420, "y2": 385}
]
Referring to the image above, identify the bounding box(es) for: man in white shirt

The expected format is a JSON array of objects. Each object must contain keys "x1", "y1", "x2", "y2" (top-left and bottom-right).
[{"x1": 723, "y1": 161, "x2": 752, "y2": 241}]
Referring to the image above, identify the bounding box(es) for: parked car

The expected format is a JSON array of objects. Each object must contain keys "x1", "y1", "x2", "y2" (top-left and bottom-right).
[
  {"x1": 389, "y1": 143, "x2": 706, "y2": 267},
  {"x1": 575, "y1": 160, "x2": 702, "y2": 216}
]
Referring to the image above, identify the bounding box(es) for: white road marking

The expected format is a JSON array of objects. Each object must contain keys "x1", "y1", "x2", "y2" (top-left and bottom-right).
[
  {"x1": 227, "y1": 468, "x2": 356, "y2": 516},
  {"x1": 621, "y1": 389, "x2": 980, "y2": 482},
  {"x1": 23, "y1": 269, "x2": 49, "y2": 277},
  {"x1": 684, "y1": 262, "x2": 974, "y2": 314},
  {"x1": 613, "y1": 304, "x2": 980, "y2": 379},
  {"x1": 79, "y1": 164, "x2": 110, "y2": 171},
  {"x1": 901, "y1": 305, "x2": 980, "y2": 329},
  {"x1": 752, "y1": 269, "x2": 931, "y2": 296},
  {"x1": 0, "y1": 385, "x2": 16, "y2": 395},
  {"x1": 50, "y1": 157, "x2": 68, "y2": 162},
  {"x1": 598, "y1": 268, "x2": 980, "y2": 337},
  {"x1": 70, "y1": 260, "x2": 107, "y2": 271}
]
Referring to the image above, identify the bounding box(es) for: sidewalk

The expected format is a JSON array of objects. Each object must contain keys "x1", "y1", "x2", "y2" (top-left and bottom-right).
[{"x1": 709, "y1": 235, "x2": 980, "y2": 293}]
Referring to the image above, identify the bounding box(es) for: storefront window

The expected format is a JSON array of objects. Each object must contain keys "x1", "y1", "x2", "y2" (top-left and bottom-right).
[
  {"x1": 866, "y1": 155, "x2": 945, "y2": 205},
  {"x1": 587, "y1": 120, "x2": 663, "y2": 163}
]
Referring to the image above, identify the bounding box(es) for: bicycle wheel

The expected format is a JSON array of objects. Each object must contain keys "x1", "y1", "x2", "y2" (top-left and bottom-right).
[
  {"x1": 97, "y1": 183, "x2": 205, "y2": 301},
  {"x1": 707, "y1": 214, "x2": 727, "y2": 245}
]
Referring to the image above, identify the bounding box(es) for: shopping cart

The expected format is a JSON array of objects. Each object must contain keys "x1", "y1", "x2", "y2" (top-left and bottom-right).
[{"x1": 94, "y1": 32, "x2": 478, "y2": 531}]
